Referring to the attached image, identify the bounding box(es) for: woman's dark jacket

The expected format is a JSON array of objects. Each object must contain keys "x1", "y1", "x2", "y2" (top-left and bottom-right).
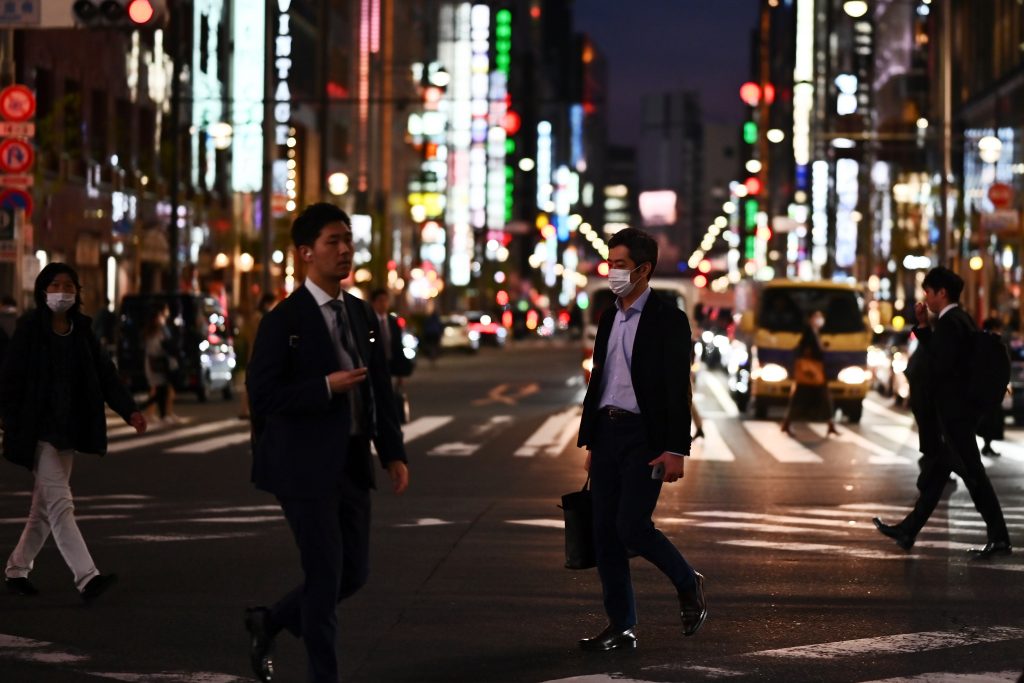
[{"x1": 0, "y1": 309, "x2": 137, "y2": 469}]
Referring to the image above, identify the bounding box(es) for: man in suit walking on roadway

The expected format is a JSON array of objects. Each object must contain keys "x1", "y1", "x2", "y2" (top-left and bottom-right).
[
  {"x1": 874, "y1": 266, "x2": 1010, "y2": 559},
  {"x1": 576, "y1": 227, "x2": 707, "y2": 652},
  {"x1": 245, "y1": 202, "x2": 409, "y2": 683}
]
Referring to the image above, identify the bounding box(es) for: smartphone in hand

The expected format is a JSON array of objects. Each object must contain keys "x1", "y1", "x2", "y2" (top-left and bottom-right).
[{"x1": 651, "y1": 462, "x2": 665, "y2": 480}]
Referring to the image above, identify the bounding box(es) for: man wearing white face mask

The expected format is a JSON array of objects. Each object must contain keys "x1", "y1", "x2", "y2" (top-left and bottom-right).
[
  {"x1": 576, "y1": 228, "x2": 706, "y2": 652},
  {"x1": 0, "y1": 263, "x2": 147, "y2": 602}
]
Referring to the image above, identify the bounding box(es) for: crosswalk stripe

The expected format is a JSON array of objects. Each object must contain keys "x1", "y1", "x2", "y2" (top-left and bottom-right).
[
  {"x1": 701, "y1": 371, "x2": 740, "y2": 416},
  {"x1": 690, "y1": 420, "x2": 735, "y2": 461},
  {"x1": 806, "y1": 424, "x2": 913, "y2": 466},
  {"x1": 165, "y1": 431, "x2": 251, "y2": 454},
  {"x1": 858, "y1": 670, "x2": 1021, "y2": 682},
  {"x1": 748, "y1": 625, "x2": 1024, "y2": 660},
  {"x1": 107, "y1": 419, "x2": 241, "y2": 454},
  {"x1": 515, "y1": 407, "x2": 580, "y2": 457},
  {"x1": 720, "y1": 539, "x2": 920, "y2": 560},
  {"x1": 869, "y1": 424, "x2": 917, "y2": 449},
  {"x1": 862, "y1": 397, "x2": 915, "y2": 425},
  {"x1": 688, "y1": 510, "x2": 866, "y2": 530},
  {"x1": 743, "y1": 421, "x2": 824, "y2": 463},
  {"x1": 698, "y1": 521, "x2": 847, "y2": 536},
  {"x1": 402, "y1": 416, "x2": 454, "y2": 443}
]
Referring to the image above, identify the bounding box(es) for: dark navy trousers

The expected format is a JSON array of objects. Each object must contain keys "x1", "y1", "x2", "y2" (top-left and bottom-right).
[
  {"x1": 589, "y1": 413, "x2": 696, "y2": 630},
  {"x1": 270, "y1": 437, "x2": 372, "y2": 683}
]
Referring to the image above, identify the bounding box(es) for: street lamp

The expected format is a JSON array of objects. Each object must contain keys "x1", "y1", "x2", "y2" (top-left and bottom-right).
[
  {"x1": 978, "y1": 135, "x2": 1003, "y2": 164},
  {"x1": 843, "y1": 1, "x2": 869, "y2": 18}
]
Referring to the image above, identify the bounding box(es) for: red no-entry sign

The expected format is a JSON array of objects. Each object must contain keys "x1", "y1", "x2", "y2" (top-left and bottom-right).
[{"x1": 0, "y1": 85, "x2": 36, "y2": 122}]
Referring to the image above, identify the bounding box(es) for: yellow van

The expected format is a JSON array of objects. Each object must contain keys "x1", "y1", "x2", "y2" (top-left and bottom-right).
[{"x1": 728, "y1": 280, "x2": 872, "y2": 422}]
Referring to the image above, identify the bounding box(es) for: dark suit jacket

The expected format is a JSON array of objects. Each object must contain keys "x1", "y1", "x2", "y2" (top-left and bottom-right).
[
  {"x1": 577, "y1": 289, "x2": 693, "y2": 455},
  {"x1": 914, "y1": 305, "x2": 976, "y2": 423},
  {"x1": 247, "y1": 286, "x2": 407, "y2": 499}
]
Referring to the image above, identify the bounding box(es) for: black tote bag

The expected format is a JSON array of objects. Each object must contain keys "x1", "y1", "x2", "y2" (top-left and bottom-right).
[{"x1": 559, "y1": 476, "x2": 596, "y2": 570}]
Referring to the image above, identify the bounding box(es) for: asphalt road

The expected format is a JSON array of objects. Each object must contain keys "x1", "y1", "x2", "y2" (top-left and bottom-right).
[{"x1": 1, "y1": 340, "x2": 1023, "y2": 683}]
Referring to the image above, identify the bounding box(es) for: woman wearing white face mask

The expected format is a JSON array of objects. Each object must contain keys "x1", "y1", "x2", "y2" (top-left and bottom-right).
[
  {"x1": 0, "y1": 263, "x2": 147, "y2": 602},
  {"x1": 781, "y1": 309, "x2": 838, "y2": 436}
]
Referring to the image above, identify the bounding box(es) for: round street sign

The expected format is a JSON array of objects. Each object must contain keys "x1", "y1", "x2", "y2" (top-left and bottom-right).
[
  {"x1": 0, "y1": 188, "x2": 33, "y2": 218},
  {"x1": 0, "y1": 138, "x2": 34, "y2": 174},
  {"x1": 989, "y1": 182, "x2": 1014, "y2": 209},
  {"x1": 0, "y1": 85, "x2": 36, "y2": 122}
]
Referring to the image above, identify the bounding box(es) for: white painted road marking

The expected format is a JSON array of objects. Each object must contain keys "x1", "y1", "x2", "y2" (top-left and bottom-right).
[
  {"x1": 743, "y1": 421, "x2": 824, "y2": 463},
  {"x1": 749, "y1": 626, "x2": 1024, "y2": 660},
  {"x1": 107, "y1": 419, "x2": 241, "y2": 454},
  {"x1": 165, "y1": 431, "x2": 251, "y2": 454},
  {"x1": 690, "y1": 420, "x2": 736, "y2": 461},
  {"x1": 515, "y1": 406, "x2": 581, "y2": 457},
  {"x1": 720, "y1": 539, "x2": 919, "y2": 561},
  {"x1": 402, "y1": 416, "x2": 454, "y2": 442},
  {"x1": 858, "y1": 671, "x2": 1021, "y2": 683},
  {"x1": 701, "y1": 371, "x2": 740, "y2": 417},
  {"x1": 807, "y1": 423, "x2": 913, "y2": 466}
]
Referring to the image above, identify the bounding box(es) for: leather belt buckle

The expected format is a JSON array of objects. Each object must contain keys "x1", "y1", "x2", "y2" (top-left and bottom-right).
[{"x1": 601, "y1": 406, "x2": 636, "y2": 422}]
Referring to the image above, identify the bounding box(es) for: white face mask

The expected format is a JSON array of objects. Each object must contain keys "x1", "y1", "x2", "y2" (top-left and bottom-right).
[
  {"x1": 46, "y1": 292, "x2": 76, "y2": 314},
  {"x1": 607, "y1": 266, "x2": 642, "y2": 298},
  {"x1": 810, "y1": 316, "x2": 825, "y2": 331}
]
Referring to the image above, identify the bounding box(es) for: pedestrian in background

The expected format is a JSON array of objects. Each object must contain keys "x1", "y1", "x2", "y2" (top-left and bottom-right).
[
  {"x1": 781, "y1": 310, "x2": 838, "y2": 437},
  {"x1": 874, "y1": 267, "x2": 1011, "y2": 558},
  {"x1": 420, "y1": 307, "x2": 442, "y2": 365},
  {"x1": 140, "y1": 304, "x2": 173, "y2": 424},
  {"x1": 245, "y1": 203, "x2": 409, "y2": 683},
  {"x1": 92, "y1": 297, "x2": 117, "y2": 357},
  {"x1": 0, "y1": 263, "x2": 146, "y2": 601},
  {"x1": 576, "y1": 227, "x2": 706, "y2": 653},
  {"x1": 978, "y1": 316, "x2": 1007, "y2": 457},
  {"x1": 237, "y1": 293, "x2": 278, "y2": 420}
]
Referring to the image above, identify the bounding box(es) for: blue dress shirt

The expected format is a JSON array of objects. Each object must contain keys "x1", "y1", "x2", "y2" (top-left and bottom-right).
[{"x1": 598, "y1": 286, "x2": 652, "y2": 413}]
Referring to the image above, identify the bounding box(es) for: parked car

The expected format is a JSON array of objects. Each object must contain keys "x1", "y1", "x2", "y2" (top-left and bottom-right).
[
  {"x1": 439, "y1": 314, "x2": 479, "y2": 353},
  {"x1": 117, "y1": 293, "x2": 237, "y2": 402},
  {"x1": 465, "y1": 310, "x2": 508, "y2": 347}
]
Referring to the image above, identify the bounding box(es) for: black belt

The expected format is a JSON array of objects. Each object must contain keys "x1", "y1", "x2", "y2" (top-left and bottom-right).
[{"x1": 599, "y1": 406, "x2": 641, "y2": 422}]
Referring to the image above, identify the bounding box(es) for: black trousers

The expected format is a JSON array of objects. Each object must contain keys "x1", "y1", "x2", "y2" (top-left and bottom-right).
[
  {"x1": 590, "y1": 413, "x2": 695, "y2": 630},
  {"x1": 270, "y1": 436, "x2": 372, "y2": 683},
  {"x1": 903, "y1": 417, "x2": 1009, "y2": 544}
]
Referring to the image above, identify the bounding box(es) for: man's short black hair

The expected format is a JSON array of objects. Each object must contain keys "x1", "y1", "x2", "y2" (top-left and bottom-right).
[
  {"x1": 291, "y1": 202, "x2": 351, "y2": 249},
  {"x1": 607, "y1": 228, "x2": 658, "y2": 272},
  {"x1": 922, "y1": 266, "x2": 964, "y2": 303},
  {"x1": 370, "y1": 288, "x2": 389, "y2": 301}
]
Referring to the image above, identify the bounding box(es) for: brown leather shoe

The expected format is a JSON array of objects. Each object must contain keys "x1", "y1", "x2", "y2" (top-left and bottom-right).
[{"x1": 679, "y1": 571, "x2": 707, "y2": 636}]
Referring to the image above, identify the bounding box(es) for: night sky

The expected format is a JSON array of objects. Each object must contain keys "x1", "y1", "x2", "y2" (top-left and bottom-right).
[{"x1": 573, "y1": 0, "x2": 759, "y2": 147}]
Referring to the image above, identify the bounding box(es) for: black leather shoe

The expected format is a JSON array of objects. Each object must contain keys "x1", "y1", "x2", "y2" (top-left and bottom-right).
[
  {"x1": 81, "y1": 574, "x2": 117, "y2": 604},
  {"x1": 968, "y1": 541, "x2": 1012, "y2": 560},
  {"x1": 679, "y1": 571, "x2": 707, "y2": 636},
  {"x1": 5, "y1": 577, "x2": 39, "y2": 596},
  {"x1": 873, "y1": 517, "x2": 915, "y2": 551},
  {"x1": 578, "y1": 624, "x2": 637, "y2": 652},
  {"x1": 245, "y1": 606, "x2": 276, "y2": 682}
]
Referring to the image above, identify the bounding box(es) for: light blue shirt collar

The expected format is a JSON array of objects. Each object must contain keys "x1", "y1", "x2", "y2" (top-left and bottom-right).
[{"x1": 617, "y1": 284, "x2": 652, "y2": 316}]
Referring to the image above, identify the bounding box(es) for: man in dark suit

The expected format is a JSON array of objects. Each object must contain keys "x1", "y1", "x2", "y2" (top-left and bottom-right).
[
  {"x1": 874, "y1": 266, "x2": 1011, "y2": 558},
  {"x1": 576, "y1": 228, "x2": 706, "y2": 652},
  {"x1": 245, "y1": 203, "x2": 409, "y2": 683}
]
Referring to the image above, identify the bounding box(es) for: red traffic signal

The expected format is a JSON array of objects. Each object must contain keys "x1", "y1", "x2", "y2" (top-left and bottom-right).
[
  {"x1": 739, "y1": 82, "x2": 761, "y2": 107},
  {"x1": 744, "y1": 176, "x2": 763, "y2": 196},
  {"x1": 73, "y1": 0, "x2": 167, "y2": 28}
]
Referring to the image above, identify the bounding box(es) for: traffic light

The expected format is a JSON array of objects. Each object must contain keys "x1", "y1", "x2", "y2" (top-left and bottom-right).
[{"x1": 73, "y1": 0, "x2": 168, "y2": 28}]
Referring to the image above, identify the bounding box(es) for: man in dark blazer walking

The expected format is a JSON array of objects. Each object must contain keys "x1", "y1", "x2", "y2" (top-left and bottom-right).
[
  {"x1": 245, "y1": 203, "x2": 409, "y2": 683},
  {"x1": 576, "y1": 227, "x2": 706, "y2": 652},
  {"x1": 874, "y1": 266, "x2": 1011, "y2": 558}
]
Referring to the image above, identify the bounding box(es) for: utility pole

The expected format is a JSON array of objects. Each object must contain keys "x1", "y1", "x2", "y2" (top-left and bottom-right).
[
  {"x1": 260, "y1": 0, "x2": 274, "y2": 295},
  {"x1": 759, "y1": 0, "x2": 773, "y2": 274},
  {"x1": 168, "y1": 4, "x2": 184, "y2": 293},
  {"x1": 938, "y1": 0, "x2": 953, "y2": 267}
]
